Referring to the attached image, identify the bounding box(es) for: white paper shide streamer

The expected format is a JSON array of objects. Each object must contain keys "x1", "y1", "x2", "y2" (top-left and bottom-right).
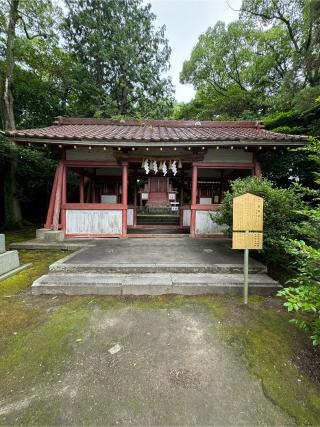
[
  {"x1": 142, "y1": 158, "x2": 181, "y2": 176},
  {"x1": 153, "y1": 160, "x2": 158, "y2": 174},
  {"x1": 172, "y1": 160, "x2": 177, "y2": 176},
  {"x1": 143, "y1": 158, "x2": 150, "y2": 175},
  {"x1": 162, "y1": 161, "x2": 167, "y2": 176}
]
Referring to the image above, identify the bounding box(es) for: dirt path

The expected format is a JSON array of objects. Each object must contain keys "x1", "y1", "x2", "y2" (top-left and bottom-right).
[{"x1": 0, "y1": 304, "x2": 294, "y2": 426}]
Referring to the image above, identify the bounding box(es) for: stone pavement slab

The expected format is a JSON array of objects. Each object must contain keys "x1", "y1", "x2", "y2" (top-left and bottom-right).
[{"x1": 62, "y1": 238, "x2": 265, "y2": 268}]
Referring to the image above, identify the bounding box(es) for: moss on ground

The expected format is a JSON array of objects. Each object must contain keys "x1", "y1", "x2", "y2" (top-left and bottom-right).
[
  {"x1": 2, "y1": 227, "x2": 37, "y2": 248},
  {"x1": 195, "y1": 295, "x2": 320, "y2": 426},
  {"x1": 1, "y1": 229, "x2": 320, "y2": 425},
  {"x1": 0, "y1": 250, "x2": 67, "y2": 297},
  {"x1": 0, "y1": 298, "x2": 91, "y2": 395}
]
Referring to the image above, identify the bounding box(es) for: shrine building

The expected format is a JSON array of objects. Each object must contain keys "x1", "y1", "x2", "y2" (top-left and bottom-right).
[{"x1": 6, "y1": 117, "x2": 307, "y2": 239}]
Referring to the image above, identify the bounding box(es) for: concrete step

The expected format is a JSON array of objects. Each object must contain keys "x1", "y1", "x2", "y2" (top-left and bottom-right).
[
  {"x1": 32, "y1": 272, "x2": 281, "y2": 296},
  {"x1": 49, "y1": 262, "x2": 267, "y2": 274}
]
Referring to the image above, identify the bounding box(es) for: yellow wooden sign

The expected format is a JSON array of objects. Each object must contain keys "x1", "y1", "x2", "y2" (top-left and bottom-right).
[
  {"x1": 233, "y1": 193, "x2": 263, "y2": 232},
  {"x1": 232, "y1": 193, "x2": 264, "y2": 250},
  {"x1": 232, "y1": 232, "x2": 263, "y2": 250}
]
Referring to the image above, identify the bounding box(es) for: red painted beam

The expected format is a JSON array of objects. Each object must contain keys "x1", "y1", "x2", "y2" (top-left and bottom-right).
[
  {"x1": 52, "y1": 162, "x2": 64, "y2": 231},
  {"x1": 192, "y1": 162, "x2": 254, "y2": 169},
  {"x1": 63, "y1": 203, "x2": 123, "y2": 210},
  {"x1": 64, "y1": 160, "x2": 121, "y2": 167},
  {"x1": 191, "y1": 204, "x2": 221, "y2": 211}
]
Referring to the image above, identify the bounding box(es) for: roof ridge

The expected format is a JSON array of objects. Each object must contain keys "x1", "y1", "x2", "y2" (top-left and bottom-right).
[{"x1": 53, "y1": 116, "x2": 263, "y2": 129}]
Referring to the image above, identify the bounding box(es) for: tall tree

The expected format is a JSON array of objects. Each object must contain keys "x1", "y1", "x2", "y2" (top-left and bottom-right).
[
  {"x1": 179, "y1": 0, "x2": 320, "y2": 120},
  {"x1": 0, "y1": 0, "x2": 59, "y2": 227},
  {"x1": 179, "y1": 20, "x2": 289, "y2": 118},
  {"x1": 64, "y1": 0, "x2": 174, "y2": 117},
  {"x1": 240, "y1": 0, "x2": 320, "y2": 87}
]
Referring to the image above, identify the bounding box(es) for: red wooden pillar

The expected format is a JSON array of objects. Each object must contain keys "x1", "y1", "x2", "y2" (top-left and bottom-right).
[
  {"x1": 255, "y1": 162, "x2": 262, "y2": 177},
  {"x1": 61, "y1": 164, "x2": 67, "y2": 232},
  {"x1": 253, "y1": 152, "x2": 262, "y2": 177},
  {"x1": 45, "y1": 160, "x2": 63, "y2": 229},
  {"x1": 52, "y1": 162, "x2": 64, "y2": 231},
  {"x1": 122, "y1": 162, "x2": 128, "y2": 237},
  {"x1": 79, "y1": 174, "x2": 84, "y2": 203},
  {"x1": 190, "y1": 164, "x2": 197, "y2": 237}
]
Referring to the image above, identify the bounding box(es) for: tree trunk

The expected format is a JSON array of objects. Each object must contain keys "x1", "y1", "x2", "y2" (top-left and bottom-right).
[{"x1": 2, "y1": 0, "x2": 22, "y2": 228}]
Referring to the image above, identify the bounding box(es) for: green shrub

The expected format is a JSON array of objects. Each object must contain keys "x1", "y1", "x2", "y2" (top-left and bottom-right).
[
  {"x1": 215, "y1": 177, "x2": 305, "y2": 262},
  {"x1": 277, "y1": 139, "x2": 320, "y2": 345},
  {"x1": 271, "y1": 126, "x2": 305, "y2": 134},
  {"x1": 278, "y1": 208, "x2": 320, "y2": 345}
]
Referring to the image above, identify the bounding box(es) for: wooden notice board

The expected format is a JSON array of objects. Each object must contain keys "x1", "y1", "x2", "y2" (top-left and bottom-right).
[
  {"x1": 232, "y1": 193, "x2": 264, "y2": 250},
  {"x1": 232, "y1": 232, "x2": 263, "y2": 250},
  {"x1": 233, "y1": 193, "x2": 263, "y2": 232}
]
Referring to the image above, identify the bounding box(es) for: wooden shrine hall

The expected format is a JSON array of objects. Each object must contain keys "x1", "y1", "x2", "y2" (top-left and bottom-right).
[{"x1": 6, "y1": 117, "x2": 307, "y2": 238}]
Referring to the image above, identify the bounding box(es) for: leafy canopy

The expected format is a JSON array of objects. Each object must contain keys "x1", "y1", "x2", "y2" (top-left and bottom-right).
[
  {"x1": 177, "y1": 0, "x2": 320, "y2": 120},
  {"x1": 63, "y1": 0, "x2": 174, "y2": 118}
]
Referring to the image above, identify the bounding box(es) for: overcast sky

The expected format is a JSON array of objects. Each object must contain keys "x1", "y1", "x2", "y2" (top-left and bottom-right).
[{"x1": 143, "y1": 0, "x2": 242, "y2": 103}]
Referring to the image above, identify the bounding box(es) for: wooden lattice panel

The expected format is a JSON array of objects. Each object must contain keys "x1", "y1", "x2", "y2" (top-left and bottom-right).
[
  {"x1": 232, "y1": 232, "x2": 263, "y2": 250},
  {"x1": 233, "y1": 193, "x2": 263, "y2": 232}
]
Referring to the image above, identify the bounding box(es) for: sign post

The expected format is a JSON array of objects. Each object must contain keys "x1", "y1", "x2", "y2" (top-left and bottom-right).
[
  {"x1": 244, "y1": 247, "x2": 249, "y2": 304},
  {"x1": 232, "y1": 193, "x2": 264, "y2": 304}
]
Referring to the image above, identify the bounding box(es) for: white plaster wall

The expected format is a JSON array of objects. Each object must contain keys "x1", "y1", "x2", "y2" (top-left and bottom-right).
[
  {"x1": 127, "y1": 208, "x2": 134, "y2": 226},
  {"x1": 66, "y1": 147, "x2": 116, "y2": 160},
  {"x1": 66, "y1": 210, "x2": 122, "y2": 234},
  {"x1": 195, "y1": 210, "x2": 227, "y2": 235},
  {"x1": 203, "y1": 149, "x2": 252, "y2": 163},
  {"x1": 183, "y1": 209, "x2": 191, "y2": 226}
]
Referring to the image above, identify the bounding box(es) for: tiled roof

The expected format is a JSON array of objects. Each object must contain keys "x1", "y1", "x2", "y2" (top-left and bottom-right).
[{"x1": 6, "y1": 117, "x2": 308, "y2": 144}]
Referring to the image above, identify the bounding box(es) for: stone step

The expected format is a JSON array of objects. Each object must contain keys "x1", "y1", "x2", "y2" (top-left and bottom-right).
[
  {"x1": 49, "y1": 262, "x2": 267, "y2": 274},
  {"x1": 137, "y1": 215, "x2": 180, "y2": 225},
  {"x1": 32, "y1": 272, "x2": 281, "y2": 296},
  {"x1": 137, "y1": 221, "x2": 180, "y2": 225}
]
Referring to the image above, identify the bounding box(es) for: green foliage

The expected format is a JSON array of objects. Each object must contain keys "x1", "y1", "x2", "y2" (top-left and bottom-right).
[
  {"x1": 278, "y1": 212, "x2": 320, "y2": 346},
  {"x1": 215, "y1": 176, "x2": 305, "y2": 261},
  {"x1": 0, "y1": 0, "x2": 175, "y2": 224},
  {"x1": 63, "y1": 0, "x2": 174, "y2": 118},
  {"x1": 277, "y1": 139, "x2": 320, "y2": 345},
  {"x1": 240, "y1": 0, "x2": 320, "y2": 87},
  {"x1": 263, "y1": 101, "x2": 320, "y2": 136},
  {"x1": 179, "y1": 0, "x2": 320, "y2": 120},
  {"x1": 0, "y1": 135, "x2": 58, "y2": 223},
  {"x1": 258, "y1": 149, "x2": 316, "y2": 189}
]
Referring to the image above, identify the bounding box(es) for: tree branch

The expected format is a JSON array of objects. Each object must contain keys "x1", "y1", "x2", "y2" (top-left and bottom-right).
[
  {"x1": 241, "y1": 5, "x2": 300, "y2": 52},
  {"x1": 17, "y1": 15, "x2": 47, "y2": 40}
]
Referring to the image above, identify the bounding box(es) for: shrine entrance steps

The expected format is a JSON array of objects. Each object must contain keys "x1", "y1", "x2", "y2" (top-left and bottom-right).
[
  {"x1": 136, "y1": 207, "x2": 180, "y2": 226},
  {"x1": 31, "y1": 238, "x2": 281, "y2": 296}
]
